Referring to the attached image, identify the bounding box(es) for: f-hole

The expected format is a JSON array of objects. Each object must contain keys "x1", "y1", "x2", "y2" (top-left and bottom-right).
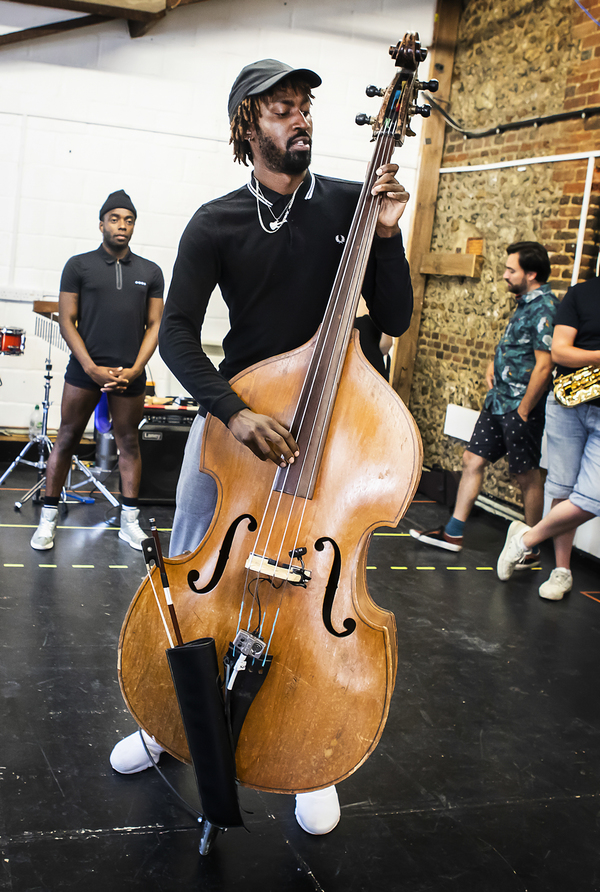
[
  {"x1": 188, "y1": 514, "x2": 257, "y2": 594},
  {"x1": 315, "y1": 536, "x2": 356, "y2": 638}
]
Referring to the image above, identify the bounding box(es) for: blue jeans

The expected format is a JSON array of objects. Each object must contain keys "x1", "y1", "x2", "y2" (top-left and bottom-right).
[
  {"x1": 544, "y1": 394, "x2": 600, "y2": 517},
  {"x1": 169, "y1": 414, "x2": 218, "y2": 557}
]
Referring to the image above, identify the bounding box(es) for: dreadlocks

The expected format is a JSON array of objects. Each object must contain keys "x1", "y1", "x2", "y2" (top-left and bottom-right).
[
  {"x1": 229, "y1": 77, "x2": 314, "y2": 166},
  {"x1": 230, "y1": 95, "x2": 262, "y2": 166}
]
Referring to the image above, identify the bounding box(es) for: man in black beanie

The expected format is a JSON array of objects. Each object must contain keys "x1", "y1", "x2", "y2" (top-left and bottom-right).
[{"x1": 30, "y1": 190, "x2": 164, "y2": 552}]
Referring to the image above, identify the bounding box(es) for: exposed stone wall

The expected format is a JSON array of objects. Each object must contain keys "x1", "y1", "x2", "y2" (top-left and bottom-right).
[{"x1": 411, "y1": 0, "x2": 600, "y2": 507}]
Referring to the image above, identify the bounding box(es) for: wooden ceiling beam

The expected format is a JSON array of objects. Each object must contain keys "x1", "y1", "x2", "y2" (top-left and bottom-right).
[
  {"x1": 164, "y1": 0, "x2": 211, "y2": 6},
  {"x1": 127, "y1": 10, "x2": 164, "y2": 35},
  {"x1": 1, "y1": 0, "x2": 210, "y2": 45},
  {"x1": 0, "y1": 12, "x2": 110, "y2": 46},
  {"x1": 7, "y1": 0, "x2": 164, "y2": 23}
]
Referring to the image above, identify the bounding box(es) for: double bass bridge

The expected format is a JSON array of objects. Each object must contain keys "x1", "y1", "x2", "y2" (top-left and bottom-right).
[{"x1": 245, "y1": 549, "x2": 312, "y2": 587}]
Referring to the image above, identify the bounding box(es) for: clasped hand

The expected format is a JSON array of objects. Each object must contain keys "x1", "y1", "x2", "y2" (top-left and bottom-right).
[{"x1": 89, "y1": 365, "x2": 135, "y2": 392}]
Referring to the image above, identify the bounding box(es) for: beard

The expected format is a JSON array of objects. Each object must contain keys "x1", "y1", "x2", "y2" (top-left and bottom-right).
[
  {"x1": 506, "y1": 277, "x2": 527, "y2": 296},
  {"x1": 255, "y1": 128, "x2": 312, "y2": 175}
]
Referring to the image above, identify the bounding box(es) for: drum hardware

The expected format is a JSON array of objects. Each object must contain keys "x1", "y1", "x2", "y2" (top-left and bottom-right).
[
  {"x1": 0, "y1": 327, "x2": 26, "y2": 355},
  {"x1": 0, "y1": 313, "x2": 120, "y2": 511},
  {"x1": 0, "y1": 327, "x2": 27, "y2": 395}
]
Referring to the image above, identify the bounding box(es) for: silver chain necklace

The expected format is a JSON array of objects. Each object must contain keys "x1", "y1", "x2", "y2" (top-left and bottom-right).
[{"x1": 248, "y1": 177, "x2": 303, "y2": 234}]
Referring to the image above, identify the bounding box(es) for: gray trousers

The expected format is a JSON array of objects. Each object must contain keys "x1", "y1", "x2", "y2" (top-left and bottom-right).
[{"x1": 169, "y1": 414, "x2": 218, "y2": 557}]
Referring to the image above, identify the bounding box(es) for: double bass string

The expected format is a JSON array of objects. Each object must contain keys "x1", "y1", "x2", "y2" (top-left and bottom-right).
[
  {"x1": 234, "y1": 90, "x2": 405, "y2": 647},
  {"x1": 282, "y1": 83, "x2": 409, "y2": 520},
  {"x1": 238, "y1": 102, "x2": 402, "y2": 646},
  {"x1": 274, "y1": 132, "x2": 396, "y2": 571},
  {"x1": 237, "y1": 125, "x2": 400, "y2": 648}
]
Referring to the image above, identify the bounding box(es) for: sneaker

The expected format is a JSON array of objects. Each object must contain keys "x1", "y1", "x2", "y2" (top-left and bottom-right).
[
  {"x1": 514, "y1": 549, "x2": 542, "y2": 571},
  {"x1": 119, "y1": 507, "x2": 146, "y2": 551},
  {"x1": 295, "y1": 785, "x2": 340, "y2": 835},
  {"x1": 497, "y1": 521, "x2": 532, "y2": 581},
  {"x1": 110, "y1": 729, "x2": 165, "y2": 774},
  {"x1": 30, "y1": 507, "x2": 59, "y2": 550},
  {"x1": 539, "y1": 568, "x2": 572, "y2": 601},
  {"x1": 409, "y1": 526, "x2": 463, "y2": 552}
]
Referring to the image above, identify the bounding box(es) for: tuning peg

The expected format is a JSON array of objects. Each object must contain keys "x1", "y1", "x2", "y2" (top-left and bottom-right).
[
  {"x1": 410, "y1": 104, "x2": 431, "y2": 118},
  {"x1": 355, "y1": 113, "x2": 375, "y2": 126},
  {"x1": 365, "y1": 85, "x2": 385, "y2": 98},
  {"x1": 416, "y1": 78, "x2": 439, "y2": 93}
]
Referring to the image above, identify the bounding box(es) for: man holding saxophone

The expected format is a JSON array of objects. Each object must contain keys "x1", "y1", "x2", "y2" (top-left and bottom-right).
[{"x1": 497, "y1": 274, "x2": 600, "y2": 600}]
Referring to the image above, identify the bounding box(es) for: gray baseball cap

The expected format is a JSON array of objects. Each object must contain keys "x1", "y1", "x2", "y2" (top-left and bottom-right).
[{"x1": 227, "y1": 59, "x2": 321, "y2": 122}]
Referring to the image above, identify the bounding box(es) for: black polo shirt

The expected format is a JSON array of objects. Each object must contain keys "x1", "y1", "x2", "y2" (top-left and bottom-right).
[
  {"x1": 159, "y1": 172, "x2": 413, "y2": 424},
  {"x1": 60, "y1": 244, "x2": 164, "y2": 368}
]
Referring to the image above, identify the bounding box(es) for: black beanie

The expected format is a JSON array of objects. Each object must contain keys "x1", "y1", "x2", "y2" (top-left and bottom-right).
[{"x1": 99, "y1": 189, "x2": 137, "y2": 220}]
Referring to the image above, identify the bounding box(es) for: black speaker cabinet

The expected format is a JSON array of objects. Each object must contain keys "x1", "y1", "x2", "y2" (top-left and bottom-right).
[{"x1": 137, "y1": 416, "x2": 192, "y2": 505}]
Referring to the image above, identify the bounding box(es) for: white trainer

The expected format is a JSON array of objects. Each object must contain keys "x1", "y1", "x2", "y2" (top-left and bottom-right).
[
  {"x1": 497, "y1": 521, "x2": 532, "y2": 581},
  {"x1": 118, "y1": 507, "x2": 147, "y2": 551},
  {"x1": 295, "y1": 785, "x2": 340, "y2": 835},
  {"x1": 30, "y1": 507, "x2": 59, "y2": 550},
  {"x1": 539, "y1": 568, "x2": 573, "y2": 601},
  {"x1": 110, "y1": 729, "x2": 165, "y2": 774}
]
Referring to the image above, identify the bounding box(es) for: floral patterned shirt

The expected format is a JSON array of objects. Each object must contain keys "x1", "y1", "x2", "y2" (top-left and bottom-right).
[{"x1": 484, "y1": 283, "x2": 559, "y2": 415}]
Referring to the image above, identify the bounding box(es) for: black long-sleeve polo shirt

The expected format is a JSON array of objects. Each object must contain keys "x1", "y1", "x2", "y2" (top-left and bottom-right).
[{"x1": 159, "y1": 172, "x2": 413, "y2": 424}]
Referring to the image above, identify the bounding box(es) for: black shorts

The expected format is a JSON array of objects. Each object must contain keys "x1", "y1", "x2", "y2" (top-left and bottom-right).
[
  {"x1": 64, "y1": 356, "x2": 146, "y2": 398},
  {"x1": 467, "y1": 400, "x2": 547, "y2": 474}
]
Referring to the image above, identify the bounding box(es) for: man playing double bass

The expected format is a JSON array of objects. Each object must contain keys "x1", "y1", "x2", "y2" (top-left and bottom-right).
[{"x1": 110, "y1": 58, "x2": 414, "y2": 835}]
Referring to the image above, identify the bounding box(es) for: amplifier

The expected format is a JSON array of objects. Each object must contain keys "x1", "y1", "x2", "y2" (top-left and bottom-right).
[
  {"x1": 137, "y1": 414, "x2": 193, "y2": 505},
  {"x1": 142, "y1": 403, "x2": 197, "y2": 427}
]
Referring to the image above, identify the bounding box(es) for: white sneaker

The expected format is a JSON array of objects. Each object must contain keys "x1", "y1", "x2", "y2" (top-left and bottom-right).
[
  {"x1": 30, "y1": 507, "x2": 59, "y2": 550},
  {"x1": 110, "y1": 729, "x2": 165, "y2": 774},
  {"x1": 514, "y1": 549, "x2": 542, "y2": 571},
  {"x1": 118, "y1": 507, "x2": 146, "y2": 551},
  {"x1": 497, "y1": 521, "x2": 532, "y2": 581},
  {"x1": 539, "y1": 568, "x2": 572, "y2": 601},
  {"x1": 295, "y1": 785, "x2": 340, "y2": 835}
]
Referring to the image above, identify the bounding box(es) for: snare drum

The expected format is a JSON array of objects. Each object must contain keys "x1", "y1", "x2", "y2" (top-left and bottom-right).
[{"x1": 0, "y1": 327, "x2": 26, "y2": 355}]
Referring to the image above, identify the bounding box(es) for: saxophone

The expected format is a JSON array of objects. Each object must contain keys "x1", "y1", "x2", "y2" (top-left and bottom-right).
[{"x1": 553, "y1": 365, "x2": 600, "y2": 407}]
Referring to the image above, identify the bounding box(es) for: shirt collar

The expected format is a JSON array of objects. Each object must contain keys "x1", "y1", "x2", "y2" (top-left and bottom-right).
[
  {"x1": 97, "y1": 243, "x2": 132, "y2": 265},
  {"x1": 517, "y1": 282, "x2": 552, "y2": 304},
  {"x1": 248, "y1": 169, "x2": 315, "y2": 206}
]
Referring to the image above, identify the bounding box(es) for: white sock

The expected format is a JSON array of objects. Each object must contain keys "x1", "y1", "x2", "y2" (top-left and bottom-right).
[{"x1": 516, "y1": 534, "x2": 531, "y2": 555}]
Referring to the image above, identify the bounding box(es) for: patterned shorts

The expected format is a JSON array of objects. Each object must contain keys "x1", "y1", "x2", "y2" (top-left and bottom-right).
[{"x1": 467, "y1": 401, "x2": 546, "y2": 474}]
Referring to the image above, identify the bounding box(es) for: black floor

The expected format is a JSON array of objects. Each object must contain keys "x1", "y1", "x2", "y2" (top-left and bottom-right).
[{"x1": 1, "y1": 464, "x2": 599, "y2": 892}]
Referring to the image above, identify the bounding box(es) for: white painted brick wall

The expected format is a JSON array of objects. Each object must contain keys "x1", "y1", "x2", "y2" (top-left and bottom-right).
[{"x1": 0, "y1": 0, "x2": 435, "y2": 429}]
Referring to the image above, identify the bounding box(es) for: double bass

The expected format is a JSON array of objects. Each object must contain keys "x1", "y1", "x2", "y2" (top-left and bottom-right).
[{"x1": 118, "y1": 33, "x2": 432, "y2": 796}]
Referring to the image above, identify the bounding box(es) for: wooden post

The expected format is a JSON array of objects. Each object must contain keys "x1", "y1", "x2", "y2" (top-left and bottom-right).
[{"x1": 391, "y1": 0, "x2": 462, "y2": 404}]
